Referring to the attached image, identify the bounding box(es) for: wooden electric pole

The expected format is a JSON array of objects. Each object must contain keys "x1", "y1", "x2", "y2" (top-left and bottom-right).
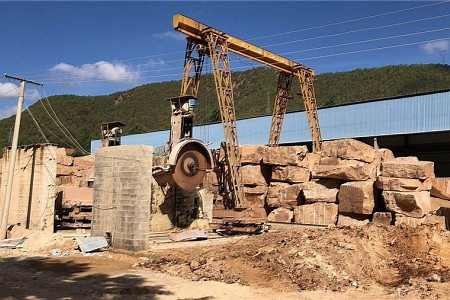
[{"x1": 0, "y1": 74, "x2": 43, "y2": 239}]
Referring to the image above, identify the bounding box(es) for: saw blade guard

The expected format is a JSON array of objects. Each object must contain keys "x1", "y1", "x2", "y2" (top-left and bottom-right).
[{"x1": 168, "y1": 139, "x2": 212, "y2": 191}]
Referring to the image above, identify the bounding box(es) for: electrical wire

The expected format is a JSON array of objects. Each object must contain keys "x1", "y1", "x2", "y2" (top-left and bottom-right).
[
  {"x1": 31, "y1": 87, "x2": 90, "y2": 155},
  {"x1": 296, "y1": 37, "x2": 450, "y2": 61},
  {"x1": 281, "y1": 27, "x2": 450, "y2": 55},
  {"x1": 248, "y1": 0, "x2": 450, "y2": 41},
  {"x1": 262, "y1": 13, "x2": 450, "y2": 48}
]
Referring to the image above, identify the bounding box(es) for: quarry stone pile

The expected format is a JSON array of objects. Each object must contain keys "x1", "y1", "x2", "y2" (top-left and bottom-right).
[{"x1": 206, "y1": 138, "x2": 450, "y2": 230}]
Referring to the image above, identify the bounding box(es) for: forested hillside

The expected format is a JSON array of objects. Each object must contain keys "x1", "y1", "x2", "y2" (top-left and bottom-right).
[{"x1": 0, "y1": 64, "x2": 449, "y2": 154}]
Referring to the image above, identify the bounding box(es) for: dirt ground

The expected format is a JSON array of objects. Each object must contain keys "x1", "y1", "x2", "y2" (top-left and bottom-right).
[{"x1": 1, "y1": 224, "x2": 450, "y2": 299}]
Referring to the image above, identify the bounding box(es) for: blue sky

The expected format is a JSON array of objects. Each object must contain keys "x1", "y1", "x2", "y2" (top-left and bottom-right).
[{"x1": 0, "y1": 1, "x2": 449, "y2": 120}]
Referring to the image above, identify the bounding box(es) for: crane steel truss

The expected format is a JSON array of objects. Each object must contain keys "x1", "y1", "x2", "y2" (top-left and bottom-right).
[
  {"x1": 174, "y1": 14, "x2": 323, "y2": 208},
  {"x1": 268, "y1": 72, "x2": 294, "y2": 147}
]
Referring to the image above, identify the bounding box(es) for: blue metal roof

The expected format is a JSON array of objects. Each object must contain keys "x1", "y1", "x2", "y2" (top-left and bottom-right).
[{"x1": 91, "y1": 90, "x2": 450, "y2": 154}]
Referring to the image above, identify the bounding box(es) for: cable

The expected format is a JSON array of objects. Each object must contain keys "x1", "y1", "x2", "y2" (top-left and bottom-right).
[
  {"x1": 262, "y1": 13, "x2": 450, "y2": 48},
  {"x1": 32, "y1": 87, "x2": 90, "y2": 155},
  {"x1": 248, "y1": 0, "x2": 450, "y2": 41},
  {"x1": 281, "y1": 27, "x2": 450, "y2": 55},
  {"x1": 296, "y1": 37, "x2": 450, "y2": 61}
]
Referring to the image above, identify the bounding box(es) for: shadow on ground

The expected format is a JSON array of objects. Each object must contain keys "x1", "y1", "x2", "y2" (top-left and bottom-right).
[{"x1": 0, "y1": 256, "x2": 173, "y2": 299}]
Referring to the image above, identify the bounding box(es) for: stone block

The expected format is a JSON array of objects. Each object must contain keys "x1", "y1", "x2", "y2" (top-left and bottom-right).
[
  {"x1": 372, "y1": 212, "x2": 393, "y2": 226},
  {"x1": 395, "y1": 214, "x2": 446, "y2": 229},
  {"x1": 431, "y1": 177, "x2": 450, "y2": 200},
  {"x1": 266, "y1": 182, "x2": 290, "y2": 198},
  {"x1": 272, "y1": 165, "x2": 310, "y2": 183},
  {"x1": 322, "y1": 138, "x2": 376, "y2": 163},
  {"x1": 302, "y1": 181, "x2": 338, "y2": 203},
  {"x1": 293, "y1": 203, "x2": 338, "y2": 226},
  {"x1": 262, "y1": 145, "x2": 308, "y2": 166},
  {"x1": 337, "y1": 215, "x2": 370, "y2": 227},
  {"x1": 297, "y1": 153, "x2": 321, "y2": 171},
  {"x1": 377, "y1": 148, "x2": 395, "y2": 162},
  {"x1": 56, "y1": 147, "x2": 74, "y2": 166},
  {"x1": 380, "y1": 158, "x2": 434, "y2": 179},
  {"x1": 376, "y1": 176, "x2": 432, "y2": 192},
  {"x1": 57, "y1": 165, "x2": 73, "y2": 176},
  {"x1": 383, "y1": 191, "x2": 431, "y2": 218},
  {"x1": 244, "y1": 185, "x2": 267, "y2": 208},
  {"x1": 240, "y1": 145, "x2": 265, "y2": 165},
  {"x1": 313, "y1": 157, "x2": 376, "y2": 181},
  {"x1": 267, "y1": 208, "x2": 293, "y2": 223},
  {"x1": 242, "y1": 165, "x2": 267, "y2": 186},
  {"x1": 338, "y1": 181, "x2": 376, "y2": 215},
  {"x1": 266, "y1": 184, "x2": 302, "y2": 209}
]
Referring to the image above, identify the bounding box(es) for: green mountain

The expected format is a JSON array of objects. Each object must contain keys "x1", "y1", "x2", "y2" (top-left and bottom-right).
[{"x1": 0, "y1": 64, "x2": 449, "y2": 155}]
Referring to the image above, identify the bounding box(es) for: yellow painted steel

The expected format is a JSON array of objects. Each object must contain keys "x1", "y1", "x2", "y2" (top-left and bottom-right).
[{"x1": 173, "y1": 14, "x2": 313, "y2": 75}]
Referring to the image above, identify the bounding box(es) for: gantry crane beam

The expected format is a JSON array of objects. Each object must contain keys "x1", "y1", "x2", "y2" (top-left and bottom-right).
[{"x1": 173, "y1": 14, "x2": 322, "y2": 152}]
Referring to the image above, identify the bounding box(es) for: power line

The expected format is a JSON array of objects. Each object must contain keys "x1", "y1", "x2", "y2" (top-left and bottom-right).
[
  {"x1": 281, "y1": 27, "x2": 450, "y2": 55},
  {"x1": 248, "y1": 0, "x2": 450, "y2": 41},
  {"x1": 296, "y1": 37, "x2": 450, "y2": 61},
  {"x1": 262, "y1": 13, "x2": 450, "y2": 48}
]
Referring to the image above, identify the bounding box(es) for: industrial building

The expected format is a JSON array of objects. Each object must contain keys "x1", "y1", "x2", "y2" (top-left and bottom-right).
[{"x1": 91, "y1": 89, "x2": 450, "y2": 176}]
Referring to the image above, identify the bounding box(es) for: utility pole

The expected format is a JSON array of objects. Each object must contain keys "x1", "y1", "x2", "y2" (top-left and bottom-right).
[{"x1": 0, "y1": 74, "x2": 43, "y2": 239}]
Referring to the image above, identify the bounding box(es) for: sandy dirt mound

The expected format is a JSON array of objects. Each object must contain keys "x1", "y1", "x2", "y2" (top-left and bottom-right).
[{"x1": 139, "y1": 224, "x2": 450, "y2": 297}]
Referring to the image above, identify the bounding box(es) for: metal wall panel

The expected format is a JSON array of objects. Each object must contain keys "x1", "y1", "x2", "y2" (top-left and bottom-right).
[{"x1": 91, "y1": 91, "x2": 450, "y2": 154}]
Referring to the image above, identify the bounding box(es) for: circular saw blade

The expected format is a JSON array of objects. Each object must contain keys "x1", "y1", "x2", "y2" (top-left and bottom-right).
[{"x1": 172, "y1": 149, "x2": 207, "y2": 191}]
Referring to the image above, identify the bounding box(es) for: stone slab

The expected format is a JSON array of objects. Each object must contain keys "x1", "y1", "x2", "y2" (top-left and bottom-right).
[
  {"x1": 381, "y1": 158, "x2": 434, "y2": 179},
  {"x1": 431, "y1": 177, "x2": 450, "y2": 200},
  {"x1": 338, "y1": 181, "x2": 376, "y2": 215},
  {"x1": 383, "y1": 191, "x2": 431, "y2": 218},
  {"x1": 293, "y1": 203, "x2": 338, "y2": 226},
  {"x1": 262, "y1": 145, "x2": 308, "y2": 166},
  {"x1": 267, "y1": 208, "x2": 294, "y2": 223},
  {"x1": 272, "y1": 165, "x2": 310, "y2": 183},
  {"x1": 376, "y1": 176, "x2": 432, "y2": 192},
  {"x1": 322, "y1": 138, "x2": 375, "y2": 163},
  {"x1": 313, "y1": 157, "x2": 376, "y2": 181}
]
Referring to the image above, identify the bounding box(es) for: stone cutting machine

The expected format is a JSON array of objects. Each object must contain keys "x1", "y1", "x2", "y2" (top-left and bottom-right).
[{"x1": 162, "y1": 15, "x2": 323, "y2": 211}]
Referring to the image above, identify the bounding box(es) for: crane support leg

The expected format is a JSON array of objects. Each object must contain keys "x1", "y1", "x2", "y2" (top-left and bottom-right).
[
  {"x1": 268, "y1": 72, "x2": 294, "y2": 147},
  {"x1": 206, "y1": 32, "x2": 245, "y2": 209},
  {"x1": 180, "y1": 38, "x2": 206, "y2": 97},
  {"x1": 296, "y1": 68, "x2": 323, "y2": 152}
]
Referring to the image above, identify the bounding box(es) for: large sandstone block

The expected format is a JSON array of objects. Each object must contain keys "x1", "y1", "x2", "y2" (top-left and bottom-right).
[
  {"x1": 272, "y1": 166, "x2": 310, "y2": 183},
  {"x1": 395, "y1": 214, "x2": 446, "y2": 229},
  {"x1": 266, "y1": 184, "x2": 302, "y2": 209},
  {"x1": 431, "y1": 177, "x2": 450, "y2": 200},
  {"x1": 338, "y1": 181, "x2": 376, "y2": 215},
  {"x1": 430, "y1": 197, "x2": 450, "y2": 230},
  {"x1": 313, "y1": 157, "x2": 376, "y2": 181},
  {"x1": 297, "y1": 153, "x2": 321, "y2": 172},
  {"x1": 337, "y1": 215, "x2": 369, "y2": 227},
  {"x1": 267, "y1": 208, "x2": 293, "y2": 223},
  {"x1": 56, "y1": 147, "x2": 74, "y2": 166},
  {"x1": 240, "y1": 145, "x2": 265, "y2": 165},
  {"x1": 57, "y1": 165, "x2": 73, "y2": 176},
  {"x1": 244, "y1": 185, "x2": 267, "y2": 208},
  {"x1": 380, "y1": 158, "x2": 434, "y2": 179},
  {"x1": 376, "y1": 176, "x2": 432, "y2": 192},
  {"x1": 322, "y1": 138, "x2": 375, "y2": 163},
  {"x1": 262, "y1": 145, "x2": 308, "y2": 166},
  {"x1": 293, "y1": 203, "x2": 338, "y2": 226},
  {"x1": 241, "y1": 165, "x2": 267, "y2": 186},
  {"x1": 383, "y1": 191, "x2": 431, "y2": 218},
  {"x1": 372, "y1": 212, "x2": 393, "y2": 226},
  {"x1": 302, "y1": 181, "x2": 338, "y2": 203}
]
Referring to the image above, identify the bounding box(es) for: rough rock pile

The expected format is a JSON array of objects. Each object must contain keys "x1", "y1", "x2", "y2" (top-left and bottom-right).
[{"x1": 205, "y1": 139, "x2": 449, "y2": 229}]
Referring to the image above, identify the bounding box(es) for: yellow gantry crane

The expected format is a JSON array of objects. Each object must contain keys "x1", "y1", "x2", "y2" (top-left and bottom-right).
[{"x1": 173, "y1": 14, "x2": 322, "y2": 209}]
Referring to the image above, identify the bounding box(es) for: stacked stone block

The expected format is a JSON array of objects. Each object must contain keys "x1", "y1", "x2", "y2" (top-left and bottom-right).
[
  {"x1": 203, "y1": 138, "x2": 450, "y2": 230},
  {"x1": 92, "y1": 145, "x2": 152, "y2": 251}
]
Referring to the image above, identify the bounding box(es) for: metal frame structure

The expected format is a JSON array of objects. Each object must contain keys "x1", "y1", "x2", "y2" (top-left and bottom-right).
[{"x1": 173, "y1": 14, "x2": 323, "y2": 209}]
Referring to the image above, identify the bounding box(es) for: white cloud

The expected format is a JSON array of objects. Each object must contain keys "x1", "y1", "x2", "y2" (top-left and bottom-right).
[
  {"x1": 420, "y1": 40, "x2": 449, "y2": 54},
  {"x1": 51, "y1": 61, "x2": 140, "y2": 83},
  {"x1": 0, "y1": 104, "x2": 18, "y2": 119},
  {"x1": 0, "y1": 82, "x2": 19, "y2": 98},
  {"x1": 153, "y1": 31, "x2": 185, "y2": 41}
]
